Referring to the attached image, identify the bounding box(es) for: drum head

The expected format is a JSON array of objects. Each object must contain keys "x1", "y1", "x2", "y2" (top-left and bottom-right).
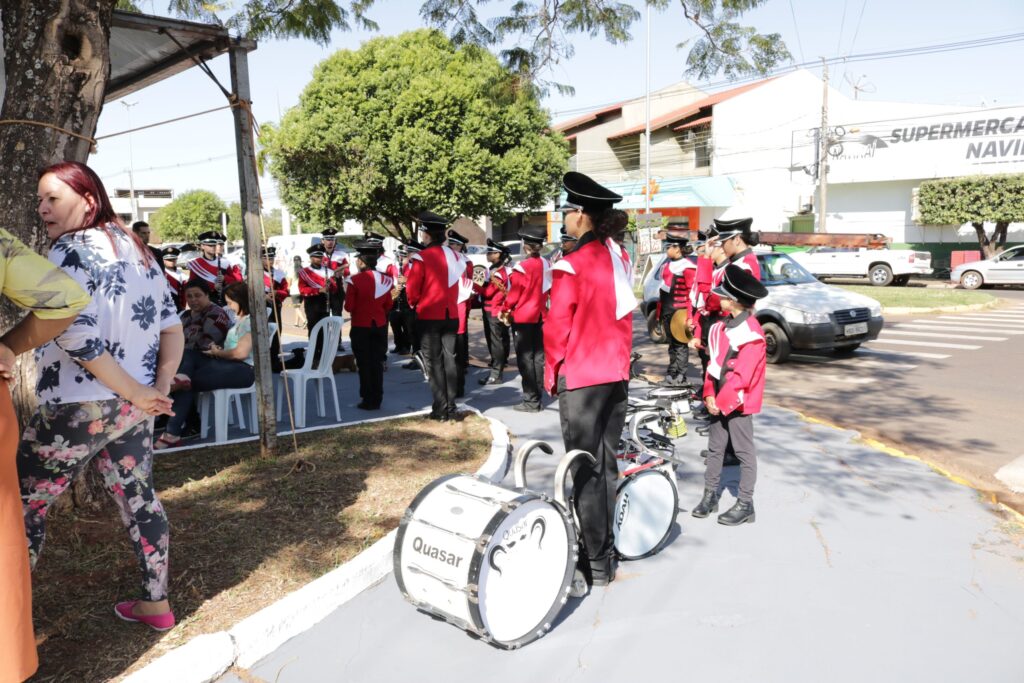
[
  {"x1": 614, "y1": 469, "x2": 679, "y2": 560},
  {"x1": 472, "y1": 498, "x2": 575, "y2": 647}
]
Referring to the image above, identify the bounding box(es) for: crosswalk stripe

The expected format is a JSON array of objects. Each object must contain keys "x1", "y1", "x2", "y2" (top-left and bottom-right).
[
  {"x1": 860, "y1": 347, "x2": 951, "y2": 360},
  {"x1": 969, "y1": 313, "x2": 1024, "y2": 320},
  {"x1": 882, "y1": 330, "x2": 1006, "y2": 341},
  {"x1": 784, "y1": 355, "x2": 918, "y2": 371},
  {"x1": 937, "y1": 316, "x2": 1024, "y2": 326},
  {"x1": 895, "y1": 322, "x2": 1024, "y2": 334},
  {"x1": 868, "y1": 338, "x2": 981, "y2": 350}
]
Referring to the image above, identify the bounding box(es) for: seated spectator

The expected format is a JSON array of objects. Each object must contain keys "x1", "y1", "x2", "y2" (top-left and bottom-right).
[
  {"x1": 180, "y1": 280, "x2": 230, "y2": 351},
  {"x1": 156, "y1": 282, "x2": 255, "y2": 449}
]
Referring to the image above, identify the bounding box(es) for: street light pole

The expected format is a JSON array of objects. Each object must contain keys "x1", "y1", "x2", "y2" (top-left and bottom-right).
[
  {"x1": 121, "y1": 100, "x2": 139, "y2": 223},
  {"x1": 643, "y1": 0, "x2": 651, "y2": 214}
]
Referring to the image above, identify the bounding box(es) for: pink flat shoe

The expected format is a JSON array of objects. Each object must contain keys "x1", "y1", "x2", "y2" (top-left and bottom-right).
[{"x1": 114, "y1": 600, "x2": 175, "y2": 631}]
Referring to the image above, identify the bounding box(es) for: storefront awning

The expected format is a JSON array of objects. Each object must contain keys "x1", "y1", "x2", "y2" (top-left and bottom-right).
[{"x1": 559, "y1": 175, "x2": 736, "y2": 210}]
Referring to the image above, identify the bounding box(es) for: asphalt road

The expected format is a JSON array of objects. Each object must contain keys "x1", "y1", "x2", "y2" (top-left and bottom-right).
[{"x1": 633, "y1": 288, "x2": 1024, "y2": 514}]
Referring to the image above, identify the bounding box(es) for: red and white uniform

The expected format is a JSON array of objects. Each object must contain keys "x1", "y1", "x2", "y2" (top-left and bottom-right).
[
  {"x1": 544, "y1": 234, "x2": 636, "y2": 393},
  {"x1": 264, "y1": 268, "x2": 289, "y2": 307},
  {"x1": 405, "y1": 243, "x2": 459, "y2": 321},
  {"x1": 324, "y1": 249, "x2": 350, "y2": 278},
  {"x1": 730, "y1": 248, "x2": 762, "y2": 280},
  {"x1": 503, "y1": 255, "x2": 552, "y2": 324},
  {"x1": 165, "y1": 268, "x2": 185, "y2": 311},
  {"x1": 454, "y1": 252, "x2": 475, "y2": 334},
  {"x1": 297, "y1": 265, "x2": 338, "y2": 298},
  {"x1": 186, "y1": 256, "x2": 242, "y2": 290},
  {"x1": 703, "y1": 310, "x2": 766, "y2": 416},
  {"x1": 692, "y1": 258, "x2": 729, "y2": 341},
  {"x1": 378, "y1": 254, "x2": 401, "y2": 281},
  {"x1": 482, "y1": 264, "x2": 511, "y2": 315},
  {"x1": 658, "y1": 257, "x2": 696, "y2": 319},
  {"x1": 344, "y1": 269, "x2": 394, "y2": 327}
]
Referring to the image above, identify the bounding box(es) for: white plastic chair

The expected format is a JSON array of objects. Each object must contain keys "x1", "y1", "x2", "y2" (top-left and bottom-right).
[
  {"x1": 199, "y1": 323, "x2": 278, "y2": 443},
  {"x1": 276, "y1": 316, "x2": 344, "y2": 428}
]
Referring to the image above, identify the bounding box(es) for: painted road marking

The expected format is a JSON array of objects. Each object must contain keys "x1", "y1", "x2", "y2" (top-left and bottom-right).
[
  {"x1": 860, "y1": 347, "x2": 951, "y2": 360},
  {"x1": 787, "y1": 355, "x2": 918, "y2": 371},
  {"x1": 938, "y1": 316, "x2": 1024, "y2": 326},
  {"x1": 894, "y1": 322, "x2": 1024, "y2": 335},
  {"x1": 881, "y1": 330, "x2": 1007, "y2": 341},
  {"x1": 868, "y1": 339, "x2": 982, "y2": 350},
  {"x1": 995, "y1": 455, "x2": 1024, "y2": 494}
]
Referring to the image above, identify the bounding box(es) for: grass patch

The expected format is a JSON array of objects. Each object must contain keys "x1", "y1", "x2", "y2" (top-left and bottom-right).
[
  {"x1": 835, "y1": 285, "x2": 995, "y2": 309},
  {"x1": 30, "y1": 413, "x2": 493, "y2": 682}
]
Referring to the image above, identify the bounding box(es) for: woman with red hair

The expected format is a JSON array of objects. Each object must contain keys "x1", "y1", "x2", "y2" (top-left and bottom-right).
[{"x1": 18, "y1": 161, "x2": 184, "y2": 631}]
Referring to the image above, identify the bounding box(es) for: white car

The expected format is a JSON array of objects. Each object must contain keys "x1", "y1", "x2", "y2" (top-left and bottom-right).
[
  {"x1": 950, "y1": 244, "x2": 1024, "y2": 289},
  {"x1": 465, "y1": 240, "x2": 523, "y2": 270},
  {"x1": 789, "y1": 247, "x2": 932, "y2": 286}
]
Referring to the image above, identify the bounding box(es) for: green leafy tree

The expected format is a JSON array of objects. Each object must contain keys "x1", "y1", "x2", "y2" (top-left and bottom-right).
[
  {"x1": 259, "y1": 30, "x2": 570, "y2": 239},
  {"x1": 149, "y1": 190, "x2": 228, "y2": 242},
  {"x1": 918, "y1": 174, "x2": 1024, "y2": 258},
  {"x1": 224, "y1": 202, "x2": 284, "y2": 241}
]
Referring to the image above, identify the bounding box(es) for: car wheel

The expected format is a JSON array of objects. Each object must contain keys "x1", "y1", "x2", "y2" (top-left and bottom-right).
[
  {"x1": 960, "y1": 270, "x2": 984, "y2": 290},
  {"x1": 762, "y1": 322, "x2": 791, "y2": 364},
  {"x1": 832, "y1": 344, "x2": 861, "y2": 355},
  {"x1": 894, "y1": 275, "x2": 910, "y2": 286},
  {"x1": 869, "y1": 264, "x2": 894, "y2": 286},
  {"x1": 646, "y1": 309, "x2": 667, "y2": 344}
]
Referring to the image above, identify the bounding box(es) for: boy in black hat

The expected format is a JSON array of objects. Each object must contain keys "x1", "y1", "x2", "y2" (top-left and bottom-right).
[
  {"x1": 551, "y1": 226, "x2": 577, "y2": 263},
  {"x1": 692, "y1": 264, "x2": 768, "y2": 526},
  {"x1": 658, "y1": 233, "x2": 696, "y2": 386},
  {"x1": 711, "y1": 217, "x2": 762, "y2": 280},
  {"x1": 503, "y1": 225, "x2": 551, "y2": 411},
  {"x1": 345, "y1": 241, "x2": 395, "y2": 410},
  {"x1": 319, "y1": 228, "x2": 348, "y2": 316},
  {"x1": 261, "y1": 246, "x2": 289, "y2": 324},
  {"x1": 446, "y1": 229, "x2": 475, "y2": 397},
  {"x1": 162, "y1": 246, "x2": 185, "y2": 312},
  {"x1": 187, "y1": 230, "x2": 242, "y2": 305},
  {"x1": 297, "y1": 243, "x2": 339, "y2": 363},
  {"x1": 479, "y1": 238, "x2": 512, "y2": 385},
  {"x1": 390, "y1": 241, "x2": 418, "y2": 356}
]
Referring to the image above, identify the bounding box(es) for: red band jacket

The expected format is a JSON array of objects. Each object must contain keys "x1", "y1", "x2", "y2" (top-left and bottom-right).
[
  {"x1": 703, "y1": 310, "x2": 766, "y2": 416},
  {"x1": 324, "y1": 250, "x2": 350, "y2": 278},
  {"x1": 264, "y1": 269, "x2": 289, "y2": 306},
  {"x1": 731, "y1": 248, "x2": 762, "y2": 280},
  {"x1": 454, "y1": 253, "x2": 475, "y2": 334},
  {"x1": 344, "y1": 269, "x2": 395, "y2": 327},
  {"x1": 482, "y1": 264, "x2": 510, "y2": 316},
  {"x1": 657, "y1": 257, "x2": 696, "y2": 319},
  {"x1": 165, "y1": 269, "x2": 185, "y2": 311},
  {"x1": 543, "y1": 233, "x2": 636, "y2": 394},
  {"x1": 406, "y1": 243, "x2": 460, "y2": 321},
  {"x1": 186, "y1": 256, "x2": 242, "y2": 290},
  {"x1": 298, "y1": 266, "x2": 338, "y2": 298},
  {"x1": 503, "y1": 255, "x2": 551, "y2": 324}
]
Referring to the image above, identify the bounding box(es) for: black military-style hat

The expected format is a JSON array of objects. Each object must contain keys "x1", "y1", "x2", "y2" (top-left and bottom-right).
[
  {"x1": 353, "y1": 240, "x2": 381, "y2": 258},
  {"x1": 197, "y1": 230, "x2": 226, "y2": 245},
  {"x1": 161, "y1": 246, "x2": 181, "y2": 259},
  {"x1": 559, "y1": 226, "x2": 578, "y2": 242},
  {"x1": 664, "y1": 233, "x2": 689, "y2": 247},
  {"x1": 398, "y1": 239, "x2": 422, "y2": 255},
  {"x1": 556, "y1": 171, "x2": 623, "y2": 212},
  {"x1": 712, "y1": 217, "x2": 754, "y2": 240},
  {"x1": 416, "y1": 211, "x2": 450, "y2": 234},
  {"x1": 321, "y1": 228, "x2": 339, "y2": 238},
  {"x1": 307, "y1": 244, "x2": 326, "y2": 257},
  {"x1": 364, "y1": 231, "x2": 386, "y2": 244},
  {"x1": 485, "y1": 238, "x2": 510, "y2": 254},
  {"x1": 712, "y1": 264, "x2": 768, "y2": 307},
  {"x1": 260, "y1": 246, "x2": 276, "y2": 258},
  {"x1": 517, "y1": 224, "x2": 547, "y2": 245},
  {"x1": 446, "y1": 229, "x2": 469, "y2": 245}
]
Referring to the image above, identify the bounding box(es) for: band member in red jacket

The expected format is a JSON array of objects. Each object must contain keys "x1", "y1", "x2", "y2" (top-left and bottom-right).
[
  {"x1": 187, "y1": 230, "x2": 242, "y2": 306},
  {"x1": 345, "y1": 241, "x2": 395, "y2": 410},
  {"x1": 479, "y1": 239, "x2": 512, "y2": 385},
  {"x1": 692, "y1": 264, "x2": 768, "y2": 526},
  {"x1": 545, "y1": 172, "x2": 635, "y2": 594},
  {"x1": 391, "y1": 241, "x2": 418, "y2": 356},
  {"x1": 716, "y1": 218, "x2": 762, "y2": 279},
  {"x1": 261, "y1": 246, "x2": 290, "y2": 323},
  {"x1": 550, "y1": 226, "x2": 577, "y2": 264},
  {"x1": 503, "y1": 225, "x2": 551, "y2": 412},
  {"x1": 298, "y1": 243, "x2": 339, "y2": 363},
  {"x1": 320, "y1": 228, "x2": 349, "y2": 315},
  {"x1": 658, "y1": 234, "x2": 697, "y2": 386},
  {"x1": 161, "y1": 246, "x2": 186, "y2": 312},
  {"x1": 446, "y1": 229, "x2": 475, "y2": 397},
  {"x1": 405, "y1": 212, "x2": 460, "y2": 421}
]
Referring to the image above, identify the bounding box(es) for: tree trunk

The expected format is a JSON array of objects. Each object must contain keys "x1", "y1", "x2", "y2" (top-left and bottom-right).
[
  {"x1": 972, "y1": 221, "x2": 997, "y2": 260},
  {"x1": 994, "y1": 221, "x2": 1009, "y2": 253},
  {"x1": 0, "y1": 0, "x2": 115, "y2": 425}
]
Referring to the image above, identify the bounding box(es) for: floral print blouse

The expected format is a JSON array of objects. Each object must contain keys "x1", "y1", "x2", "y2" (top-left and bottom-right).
[
  {"x1": 34, "y1": 224, "x2": 179, "y2": 404},
  {"x1": 0, "y1": 227, "x2": 89, "y2": 323}
]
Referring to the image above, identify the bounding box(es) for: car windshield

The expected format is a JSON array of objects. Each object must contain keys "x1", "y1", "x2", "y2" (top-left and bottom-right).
[{"x1": 758, "y1": 252, "x2": 818, "y2": 285}]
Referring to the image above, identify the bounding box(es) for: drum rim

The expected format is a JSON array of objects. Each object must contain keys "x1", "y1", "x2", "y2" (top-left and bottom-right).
[
  {"x1": 394, "y1": 472, "x2": 462, "y2": 602},
  {"x1": 467, "y1": 495, "x2": 577, "y2": 649},
  {"x1": 613, "y1": 468, "x2": 679, "y2": 561}
]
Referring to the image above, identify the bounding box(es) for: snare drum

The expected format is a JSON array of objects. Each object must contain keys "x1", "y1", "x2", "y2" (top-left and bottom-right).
[
  {"x1": 613, "y1": 463, "x2": 679, "y2": 560},
  {"x1": 395, "y1": 474, "x2": 577, "y2": 649}
]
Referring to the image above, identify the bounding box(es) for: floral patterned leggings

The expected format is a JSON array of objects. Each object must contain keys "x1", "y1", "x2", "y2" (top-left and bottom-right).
[{"x1": 17, "y1": 399, "x2": 169, "y2": 601}]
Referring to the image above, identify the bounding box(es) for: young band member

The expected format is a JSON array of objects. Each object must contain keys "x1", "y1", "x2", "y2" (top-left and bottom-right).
[
  {"x1": 405, "y1": 212, "x2": 460, "y2": 421},
  {"x1": 658, "y1": 234, "x2": 696, "y2": 386},
  {"x1": 479, "y1": 239, "x2": 511, "y2": 385},
  {"x1": 320, "y1": 228, "x2": 348, "y2": 315},
  {"x1": 691, "y1": 264, "x2": 768, "y2": 526},
  {"x1": 261, "y1": 246, "x2": 289, "y2": 323},
  {"x1": 503, "y1": 225, "x2": 551, "y2": 412},
  {"x1": 446, "y1": 229, "x2": 475, "y2": 397},
  {"x1": 551, "y1": 226, "x2": 578, "y2": 264},
  {"x1": 545, "y1": 172, "x2": 635, "y2": 594},
  {"x1": 187, "y1": 230, "x2": 242, "y2": 306},
  {"x1": 400, "y1": 241, "x2": 425, "y2": 369},
  {"x1": 162, "y1": 246, "x2": 186, "y2": 312},
  {"x1": 345, "y1": 241, "x2": 395, "y2": 410},
  {"x1": 298, "y1": 243, "x2": 338, "y2": 363},
  {"x1": 717, "y1": 218, "x2": 762, "y2": 279},
  {"x1": 390, "y1": 242, "x2": 416, "y2": 355}
]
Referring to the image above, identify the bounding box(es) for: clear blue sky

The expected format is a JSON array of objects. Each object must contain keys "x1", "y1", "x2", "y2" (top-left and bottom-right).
[{"x1": 89, "y1": 0, "x2": 1024, "y2": 209}]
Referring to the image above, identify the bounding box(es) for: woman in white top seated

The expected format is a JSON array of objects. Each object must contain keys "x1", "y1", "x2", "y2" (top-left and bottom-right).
[{"x1": 156, "y1": 282, "x2": 255, "y2": 449}]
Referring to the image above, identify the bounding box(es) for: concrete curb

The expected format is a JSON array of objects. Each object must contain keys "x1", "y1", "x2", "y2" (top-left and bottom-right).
[
  {"x1": 883, "y1": 298, "x2": 1000, "y2": 316},
  {"x1": 123, "y1": 408, "x2": 512, "y2": 683}
]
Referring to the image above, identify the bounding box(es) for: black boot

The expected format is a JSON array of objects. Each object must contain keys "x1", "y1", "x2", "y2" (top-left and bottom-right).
[
  {"x1": 718, "y1": 499, "x2": 755, "y2": 526},
  {"x1": 691, "y1": 488, "x2": 720, "y2": 518},
  {"x1": 479, "y1": 371, "x2": 503, "y2": 385}
]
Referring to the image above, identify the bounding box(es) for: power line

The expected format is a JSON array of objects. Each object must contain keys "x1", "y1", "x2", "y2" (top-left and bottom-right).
[{"x1": 788, "y1": 0, "x2": 806, "y2": 63}]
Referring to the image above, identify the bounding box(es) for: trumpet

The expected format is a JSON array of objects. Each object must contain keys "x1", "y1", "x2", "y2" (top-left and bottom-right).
[
  {"x1": 498, "y1": 309, "x2": 512, "y2": 327},
  {"x1": 392, "y1": 274, "x2": 406, "y2": 300},
  {"x1": 490, "y1": 274, "x2": 507, "y2": 294}
]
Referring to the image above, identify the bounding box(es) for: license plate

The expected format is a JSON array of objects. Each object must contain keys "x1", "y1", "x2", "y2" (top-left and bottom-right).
[{"x1": 844, "y1": 322, "x2": 868, "y2": 336}]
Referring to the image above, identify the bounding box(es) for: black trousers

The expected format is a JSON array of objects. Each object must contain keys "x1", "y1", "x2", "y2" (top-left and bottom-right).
[
  {"x1": 663, "y1": 312, "x2": 691, "y2": 379},
  {"x1": 558, "y1": 377, "x2": 627, "y2": 577},
  {"x1": 420, "y1": 318, "x2": 459, "y2": 418},
  {"x1": 455, "y1": 331, "x2": 469, "y2": 395},
  {"x1": 512, "y1": 322, "x2": 544, "y2": 408},
  {"x1": 350, "y1": 324, "x2": 387, "y2": 407},
  {"x1": 390, "y1": 307, "x2": 412, "y2": 353},
  {"x1": 408, "y1": 311, "x2": 422, "y2": 355},
  {"x1": 705, "y1": 413, "x2": 757, "y2": 501},
  {"x1": 303, "y1": 296, "x2": 330, "y2": 363},
  {"x1": 483, "y1": 311, "x2": 509, "y2": 375},
  {"x1": 328, "y1": 287, "x2": 344, "y2": 317}
]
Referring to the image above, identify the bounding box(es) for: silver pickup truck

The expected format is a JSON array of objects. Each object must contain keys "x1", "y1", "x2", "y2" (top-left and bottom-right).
[{"x1": 789, "y1": 247, "x2": 932, "y2": 286}]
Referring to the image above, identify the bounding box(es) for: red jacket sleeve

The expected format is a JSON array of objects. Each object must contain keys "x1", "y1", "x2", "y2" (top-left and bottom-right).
[
  {"x1": 683, "y1": 268, "x2": 698, "y2": 316},
  {"x1": 503, "y1": 270, "x2": 524, "y2": 313},
  {"x1": 543, "y1": 268, "x2": 577, "y2": 395},
  {"x1": 405, "y1": 258, "x2": 423, "y2": 309},
  {"x1": 695, "y1": 256, "x2": 713, "y2": 295},
  {"x1": 343, "y1": 276, "x2": 359, "y2": 314},
  {"x1": 274, "y1": 277, "x2": 289, "y2": 304},
  {"x1": 714, "y1": 340, "x2": 766, "y2": 416},
  {"x1": 298, "y1": 271, "x2": 319, "y2": 297}
]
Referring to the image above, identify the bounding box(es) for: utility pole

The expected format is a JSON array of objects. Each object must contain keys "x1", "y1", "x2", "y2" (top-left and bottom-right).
[
  {"x1": 817, "y1": 58, "x2": 829, "y2": 233},
  {"x1": 643, "y1": 0, "x2": 651, "y2": 214},
  {"x1": 121, "y1": 100, "x2": 139, "y2": 223}
]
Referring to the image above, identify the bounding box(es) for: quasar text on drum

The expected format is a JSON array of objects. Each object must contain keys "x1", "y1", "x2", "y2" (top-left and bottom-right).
[
  {"x1": 412, "y1": 536, "x2": 465, "y2": 567},
  {"x1": 616, "y1": 491, "x2": 631, "y2": 528}
]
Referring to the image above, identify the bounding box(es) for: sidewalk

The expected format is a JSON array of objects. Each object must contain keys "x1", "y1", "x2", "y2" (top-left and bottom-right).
[{"x1": 216, "y1": 370, "x2": 1024, "y2": 683}]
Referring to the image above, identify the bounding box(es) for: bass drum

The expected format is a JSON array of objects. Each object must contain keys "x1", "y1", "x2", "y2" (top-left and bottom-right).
[
  {"x1": 613, "y1": 465, "x2": 679, "y2": 560},
  {"x1": 395, "y1": 474, "x2": 576, "y2": 649}
]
